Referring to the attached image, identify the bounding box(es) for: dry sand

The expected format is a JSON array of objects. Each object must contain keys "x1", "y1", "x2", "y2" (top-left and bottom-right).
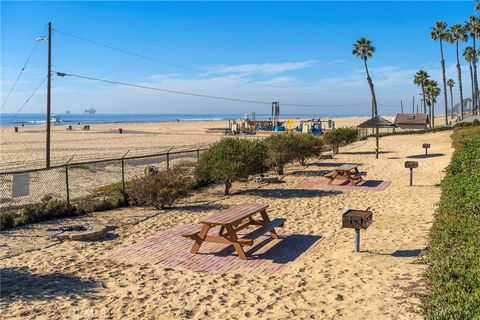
[
  {"x1": 0, "y1": 129, "x2": 453, "y2": 319},
  {"x1": 0, "y1": 116, "x2": 384, "y2": 171}
]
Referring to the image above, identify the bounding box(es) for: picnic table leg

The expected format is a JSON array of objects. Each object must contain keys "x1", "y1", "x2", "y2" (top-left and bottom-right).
[
  {"x1": 190, "y1": 224, "x2": 210, "y2": 254},
  {"x1": 259, "y1": 210, "x2": 279, "y2": 239},
  {"x1": 225, "y1": 225, "x2": 247, "y2": 260}
]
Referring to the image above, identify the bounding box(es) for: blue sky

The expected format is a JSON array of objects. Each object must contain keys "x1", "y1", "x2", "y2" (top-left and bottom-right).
[{"x1": 0, "y1": 1, "x2": 476, "y2": 116}]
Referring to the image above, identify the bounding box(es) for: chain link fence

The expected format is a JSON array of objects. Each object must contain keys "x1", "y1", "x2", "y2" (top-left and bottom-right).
[{"x1": 0, "y1": 146, "x2": 208, "y2": 215}]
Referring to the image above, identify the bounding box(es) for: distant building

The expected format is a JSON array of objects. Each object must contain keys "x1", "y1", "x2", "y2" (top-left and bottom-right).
[{"x1": 394, "y1": 113, "x2": 429, "y2": 130}]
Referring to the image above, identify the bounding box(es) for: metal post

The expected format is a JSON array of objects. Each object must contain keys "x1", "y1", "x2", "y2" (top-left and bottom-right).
[
  {"x1": 121, "y1": 151, "x2": 129, "y2": 203},
  {"x1": 425, "y1": 147, "x2": 428, "y2": 156},
  {"x1": 65, "y1": 156, "x2": 74, "y2": 212},
  {"x1": 409, "y1": 168, "x2": 413, "y2": 186},
  {"x1": 46, "y1": 22, "x2": 52, "y2": 168},
  {"x1": 354, "y1": 229, "x2": 360, "y2": 252},
  {"x1": 65, "y1": 164, "x2": 70, "y2": 211}
]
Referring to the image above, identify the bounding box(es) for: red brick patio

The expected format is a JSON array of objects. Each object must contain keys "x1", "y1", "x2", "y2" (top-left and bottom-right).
[
  {"x1": 298, "y1": 177, "x2": 391, "y2": 191},
  {"x1": 108, "y1": 225, "x2": 322, "y2": 276}
]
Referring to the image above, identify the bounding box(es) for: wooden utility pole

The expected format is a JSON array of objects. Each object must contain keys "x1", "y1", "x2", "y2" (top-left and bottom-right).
[
  {"x1": 46, "y1": 22, "x2": 52, "y2": 168},
  {"x1": 412, "y1": 96, "x2": 415, "y2": 113},
  {"x1": 400, "y1": 100, "x2": 403, "y2": 113}
]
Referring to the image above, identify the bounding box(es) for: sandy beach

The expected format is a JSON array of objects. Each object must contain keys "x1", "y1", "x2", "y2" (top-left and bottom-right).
[
  {"x1": 0, "y1": 116, "x2": 392, "y2": 171},
  {"x1": 0, "y1": 129, "x2": 453, "y2": 319}
]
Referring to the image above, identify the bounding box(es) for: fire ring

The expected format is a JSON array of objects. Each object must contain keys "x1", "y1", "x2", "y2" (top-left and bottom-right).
[{"x1": 47, "y1": 225, "x2": 108, "y2": 241}]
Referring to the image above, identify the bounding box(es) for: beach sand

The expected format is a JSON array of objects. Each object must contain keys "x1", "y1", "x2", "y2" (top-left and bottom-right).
[
  {"x1": 0, "y1": 116, "x2": 386, "y2": 171},
  {"x1": 0, "y1": 129, "x2": 453, "y2": 319}
]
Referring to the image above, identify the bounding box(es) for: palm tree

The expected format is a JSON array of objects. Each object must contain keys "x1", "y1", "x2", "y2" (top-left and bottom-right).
[
  {"x1": 447, "y1": 78, "x2": 455, "y2": 118},
  {"x1": 425, "y1": 80, "x2": 441, "y2": 127},
  {"x1": 463, "y1": 46, "x2": 476, "y2": 115},
  {"x1": 465, "y1": 16, "x2": 480, "y2": 115},
  {"x1": 413, "y1": 70, "x2": 430, "y2": 113},
  {"x1": 352, "y1": 37, "x2": 378, "y2": 117},
  {"x1": 447, "y1": 24, "x2": 468, "y2": 119},
  {"x1": 431, "y1": 21, "x2": 449, "y2": 126}
]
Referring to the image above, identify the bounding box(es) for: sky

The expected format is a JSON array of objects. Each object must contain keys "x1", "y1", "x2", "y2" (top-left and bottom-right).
[{"x1": 0, "y1": 1, "x2": 476, "y2": 116}]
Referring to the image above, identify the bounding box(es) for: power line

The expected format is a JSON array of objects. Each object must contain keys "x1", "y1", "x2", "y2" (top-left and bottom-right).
[
  {"x1": 1, "y1": 76, "x2": 48, "y2": 133},
  {"x1": 56, "y1": 71, "x2": 373, "y2": 108},
  {"x1": 53, "y1": 29, "x2": 305, "y2": 89},
  {"x1": 1, "y1": 24, "x2": 48, "y2": 112}
]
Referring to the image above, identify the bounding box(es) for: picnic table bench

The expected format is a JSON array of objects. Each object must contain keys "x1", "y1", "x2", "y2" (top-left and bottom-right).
[
  {"x1": 324, "y1": 164, "x2": 365, "y2": 185},
  {"x1": 182, "y1": 203, "x2": 285, "y2": 260}
]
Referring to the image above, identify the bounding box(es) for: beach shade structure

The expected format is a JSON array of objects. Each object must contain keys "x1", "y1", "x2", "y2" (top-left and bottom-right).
[{"x1": 357, "y1": 116, "x2": 397, "y2": 159}]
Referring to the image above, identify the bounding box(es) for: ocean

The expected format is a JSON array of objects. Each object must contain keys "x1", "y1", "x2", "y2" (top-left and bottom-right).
[{"x1": 0, "y1": 113, "x2": 348, "y2": 127}]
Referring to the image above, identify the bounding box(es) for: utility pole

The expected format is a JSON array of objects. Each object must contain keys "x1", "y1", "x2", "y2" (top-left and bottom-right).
[
  {"x1": 412, "y1": 96, "x2": 415, "y2": 113},
  {"x1": 400, "y1": 100, "x2": 403, "y2": 113},
  {"x1": 46, "y1": 21, "x2": 52, "y2": 168}
]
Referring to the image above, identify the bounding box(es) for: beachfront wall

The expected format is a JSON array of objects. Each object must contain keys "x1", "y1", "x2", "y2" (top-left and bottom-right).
[{"x1": 0, "y1": 146, "x2": 207, "y2": 214}]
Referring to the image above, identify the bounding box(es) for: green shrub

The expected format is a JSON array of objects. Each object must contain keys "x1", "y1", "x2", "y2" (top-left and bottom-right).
[
  {"x1": 324, "y1": 127, "x2": 359, "y2": 153},
  {"x1": 422, "y1": 126, "x2": 480, "y2": 319},
  {"x1": 196, "y1": 138, "x2": 267, "y2": 195},
  {"x1": 130, "y1": 163, "x2": 194, "y2": 209},
  {"x1": 0, "y1": 210, "x2": 15, "y2": 230},
  {"x1": 294, "y1": 134, "x2": 324, "y2": 166},
  {"x1": 264, "y1": 134, "x2": 298, "y2": 175}
]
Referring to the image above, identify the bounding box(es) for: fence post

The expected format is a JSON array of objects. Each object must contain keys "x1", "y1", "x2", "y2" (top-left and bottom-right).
[
  {"x1": 65, "y1": 156, "x2": 74, "y2": 212},
  {"x1": 121, "y1": 151, "x2": 129, "y2": 203},
  {"x1": 197, "y1": 144, "x2": 203, "y2": 164},
  {"x1": 166, "y1": 147, "x2": 174, "y2": 170}
]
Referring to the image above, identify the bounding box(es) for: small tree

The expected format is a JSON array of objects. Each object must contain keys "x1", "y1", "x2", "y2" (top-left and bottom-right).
[
  {"x1": 264, "y1": 134, "x2": 298, "y2": 175},
  {"x1": 324, "y1": 128, "x2": 359, "y2": 153},
  {"x1": 196, "y1": 138, "x2": 267, "y2": 195},
  {"x1": 295, "y1": 134, "x2": 324, "y2": 166},
  {"x1": 130, "y1": 163, "x2": 194, "y2": 209}
]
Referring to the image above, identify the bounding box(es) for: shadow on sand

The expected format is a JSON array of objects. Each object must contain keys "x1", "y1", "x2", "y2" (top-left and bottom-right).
[
  {"x1": 368, "y1": 249, "x2": 423, "y2": 258},
  {"x1": 175, "y1": 203, "x2": 229, "y2": 213},
  {"x1": 340, "y1": 151, "x2": 392, "y2": 155},
  {"x1": 210, "y1": 234, "x2": 323, "y2": 264},
  {"x1": 0, "y1": 267, "x2": 98, "y2": 301},
  {"x1": 406, "y1": 153, "x2": 445, "y2": 159},
  {"x1": 236, "y1": 188, "x2": 342, "y2": 199}
]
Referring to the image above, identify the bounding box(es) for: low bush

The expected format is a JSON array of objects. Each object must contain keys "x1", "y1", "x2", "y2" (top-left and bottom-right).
[
  {"x1": 294, "y1": 134, "x2": 324, "y2": 166},
  {"x1": 129, "y1": 162, "x2": 194, "y2": 209},
  {"x1": 264, "y1": 134, "x2": 298, "y2": 175},
  {"x1": 196, "y1": 138, "x2": 267, "y2": 195},
  {"x1": 324, "y1": 127, "x2": 359, "y2": 153},
  {"x1": 0, "y1": 210, "x2": 15, "y2": 230},
  {"x1": 422, "y1": 126, "x2": 480, "y2": 319}
]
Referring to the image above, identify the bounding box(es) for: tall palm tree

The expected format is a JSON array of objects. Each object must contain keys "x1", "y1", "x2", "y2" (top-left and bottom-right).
[
  {"x1": 413, "y1": 70, "x2": 430, "y2": 113},
  {"x1": 447, "y1": 24, "x2": 468, "y2": 119},
  {"x1": 425, "y1": 80, "x2": 441, "y2": 127},
  {"x1": 431, "y1": 21, "x2": 449, "y2": 126},
  {"x1": 463, "y1": 45, "x2": 476, "y2": 115},
  {"x1": 352, "y1": 37, "x2": 378, "y2": 117},
  {"x1": 447, "y1": 78, "x2": 455, "y2": 118},
  {"x1": 465, "y1": 16, "x2": 480, "y2": 115}
]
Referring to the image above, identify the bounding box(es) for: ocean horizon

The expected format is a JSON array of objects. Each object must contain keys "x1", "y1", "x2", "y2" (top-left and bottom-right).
[{"x1": 0, "y1": 112, "x2": 368, "y2": 127}]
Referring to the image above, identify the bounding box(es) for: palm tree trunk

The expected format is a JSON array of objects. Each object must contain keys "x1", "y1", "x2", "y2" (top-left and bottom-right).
[
  {"x1": 363, "y1": 59, "x2": 378, "y2": 116},
  {"x1": 421, "y1": 84, "x2": 427, "y2": 113},
  {"x1": 456, "y1": 41, "x2": 464, "y2": 119},
  {"x1": 428, "y1": 103, "x2": 432, "y2": 127},
  {"x1": 473, "y1": 36, "x2": 479, "y2": 114},
  {"x1": 432, "y1": 101, "x2": 435, "y2": 128},
  {"x1": 470, "y1": 62, "x2": 475, "y2": 116},
  {"x1": 449, "y1": 86, "x2": 454, "y2": 119},
  {"x1": 439, "y1": 40, "x2": 448, "y2": 126}
]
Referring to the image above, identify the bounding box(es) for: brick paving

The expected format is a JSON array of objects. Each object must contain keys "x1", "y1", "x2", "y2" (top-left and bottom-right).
[
  {"x1": 298, "y1": 177, "x2": 391, "y2": 191},
  {"x1": 108, "y1": 226, "x2": 322, "y2": 276}
]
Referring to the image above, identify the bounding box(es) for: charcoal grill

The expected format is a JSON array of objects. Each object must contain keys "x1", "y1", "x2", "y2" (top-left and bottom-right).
[
  {"x1": 422, "y1": 143, "x2": 431, "y2": 156},
  {"x1": 342, "y1": 208, "x2": 373, "y2": 252}
]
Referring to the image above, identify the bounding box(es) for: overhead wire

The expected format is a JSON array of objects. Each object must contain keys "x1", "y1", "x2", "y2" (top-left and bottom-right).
[
  {"x1": 56, "y1": 71, "x2": 374, "y2": 108},
  {"x1": 1, "y1": 24, "x2": 48, "y2": 112},
  {"x1": 53, "y1": 29, "x2": 304, "y2": 89},
  {"x1": 1, "y1": 76, "x2": 48, "y2": 133}
]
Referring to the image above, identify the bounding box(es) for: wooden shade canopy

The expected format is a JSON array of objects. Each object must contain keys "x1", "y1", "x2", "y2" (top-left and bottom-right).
[{"x1": 357, "y1": 116, "x2": 397, "y2": 159}]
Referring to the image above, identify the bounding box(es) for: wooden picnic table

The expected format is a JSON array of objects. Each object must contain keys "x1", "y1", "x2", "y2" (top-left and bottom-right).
[
  {"x1": 324, "y1": 163, "x2": 364, "y2": 185},
  {"x1": 182, "y1": 203, "x2": 285, "y2": 260}
]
